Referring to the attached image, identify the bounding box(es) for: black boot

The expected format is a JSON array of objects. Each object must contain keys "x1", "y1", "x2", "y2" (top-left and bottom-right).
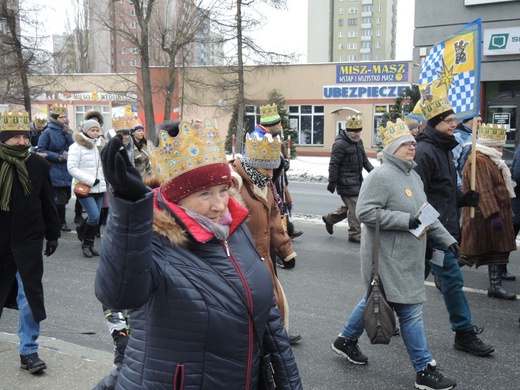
[
  {"x1": 84, "y1": 223, "x2": 100, "y2": 256},
  {"x1": 454, "y1": 326, "x2": 495, "y2": 356},
  {"x1": 502, "y1": 264, "x2": 516, "y2": 281},
  {"x1": 76, "y1": 219, "x2": 86, "y2": 242},
  {"x1": 99, "y1": 207, "x2": 109, "y2": 226},
  {"x1": 488, "y1": 265, "x2": 516, "y2": 300}
]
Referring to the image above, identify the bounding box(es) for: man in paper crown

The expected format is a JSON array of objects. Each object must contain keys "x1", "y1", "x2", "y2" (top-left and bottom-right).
[
  {"x1": 0, "y1": 109, "x2": 60, "y2": 375},
  {"x1": 414, "y1": 93, "x2": 495, "y2": 357},
  {"x1": 29, "y1": 116, "x2": 48, "y2": 154},
  {"x1": 322, "y1": 114, "x2": 374, "y2": 243}
]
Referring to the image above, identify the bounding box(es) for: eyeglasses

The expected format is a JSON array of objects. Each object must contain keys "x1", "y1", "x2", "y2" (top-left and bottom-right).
[
  {"x1": 401, "y1": 141, "x2": 417, "y2": 149},
  {"x1": 443, "y1": 118, "x2": 457, "y2": 125}
]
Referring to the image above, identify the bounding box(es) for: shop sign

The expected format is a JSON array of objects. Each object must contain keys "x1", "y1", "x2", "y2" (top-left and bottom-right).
[
  {"x1": 43, "y1": 91, "x2": 138, "y2": 102},
  {"x1": 336, "y1": 62, "x2": 408, "y2": 83},
  {"x1": 323, "y1": 84, "x2": 408, "y2": 99},
  {"x1": 492, "y1": 112, "x2": 511, "y2": 130},
  {"x1": 484, "y1": 27, "x2": 520, "y2": 56}
]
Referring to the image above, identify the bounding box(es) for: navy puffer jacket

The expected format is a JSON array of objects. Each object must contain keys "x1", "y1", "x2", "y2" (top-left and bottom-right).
[{"x1": 95, "y1": 189, "x2": 302, "y2": 390}]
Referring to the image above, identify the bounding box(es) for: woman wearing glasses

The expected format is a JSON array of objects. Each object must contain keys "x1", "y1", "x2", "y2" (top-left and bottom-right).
[{"x1": 67, "y1": 120, "x2": 106, "y2": 258}]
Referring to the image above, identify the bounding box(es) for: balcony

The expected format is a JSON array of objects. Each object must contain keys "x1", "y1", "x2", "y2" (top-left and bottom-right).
[
  {"x1": 361, "y1": 11, "x2": 372, "y2": 17},
  {"x1": 361, "y1": 35, "x2": 372, "y2": 42},
  {"x1": 360, "y1": 48, "x2": 372, "y2": 54},
  {"x1": 361, "y1": 23, "x2": 372, "y2": 29},
  {"x1": 362, "y1": 0, "x2": 373, "y2": 4}
]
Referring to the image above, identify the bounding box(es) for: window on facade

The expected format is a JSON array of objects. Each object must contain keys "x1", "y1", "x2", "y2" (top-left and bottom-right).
[
  {"x1": 121, "y1": 60, "x2": 125, "y2": 66},
  {"x1": 348, "y1": 30, "x2": 358, "y2": 37},
  {"x1": 338, "y1": 43, "x2": 343, "y2": 50},
  {"x1": 121, "y1": 47, "x2": 126, "y2": 54},
  {"x1": 130, "y1": 59, "x2": 138, "y2": 66},
  {"x1": 362, "y1": 17, "x2": 371, "y2": 24},
  {"x1": 361, "y1": 54, "x2": 371, "y2": 61},
  {"x1": 362, "y1": 5, "x2": 372, "y2": 12},
  {"x1": 75, "y1": 105, "x2": 111, "y2": 133},
  {"x1": 129, "y1": 9, "x2": 136, "y2": 16},
  {"x1": 338, "y1": 55, "x2": 343, "y2": 61},
  {"x1": 339, "y1": 8, "x2": 344, "y2": 15},
  {"x1": 376, "y1": 17, "x2": 382, "y2": 24},
  {"x1": 377, "y1": 5, "x2": 383, "y2": 11},
  {"x1": 338, "y1": 31, "x2": 344, "y2": 38},
  {"x1": 376, "y1": 41, "x2": 382, "y2": 48},
  {"x1": 348, "y1": 7, "x2": 357, "y2": 13},
  {"x1": 376, "y1": 29, "x2": 382, "y2": 36},
  {"x1": 338, "y1": 18, "x2": 344, "y2": 27},
  {"x1": 361, "y1": 42, "x2": 371, "y2": 49},
  {"x1": 347, "y1": 18, "x2": 357, "y2": 26},
  {"x1": 361, "y1": 29, "x2": 372, "y2": 36},
  {"x1": 347, "y1": 43, "x2": 357, "y2": 50},
  {"x1": 289, "y1": 105, "x2": 324, "y2": 146},
  {"x1": 130, "y1": 21, "x2": 137, "y2": 29},
  {"x1": 131, "y1": 47, "x2": 139, "y2": 54},
  {"x1": 348, "y1": 54, "x2": 357, "y2": 61}
]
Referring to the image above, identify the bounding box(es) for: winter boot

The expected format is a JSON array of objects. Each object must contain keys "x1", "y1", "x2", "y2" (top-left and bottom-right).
[
  {"x1": 454, "y1": 326, "x2": 495, "y2": 356},
  {"x1": 488, "y1": 265, "x2": 516, "y2": 300},
  {"x1": 501, "y1": 264, "x2": 516, "y2": 281},
  {"x1": 99, "y1": 207, "x2": 109, "y2": 226},
  {"x1": 84, "y1": 223, "x2": 100, "y2": 256},
  {"x1": 76, "y1": 219, "x2": 86, "y2": 242}
]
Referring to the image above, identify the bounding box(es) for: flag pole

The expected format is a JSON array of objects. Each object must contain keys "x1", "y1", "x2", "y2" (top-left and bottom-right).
[{"x1": 469, "y1": 119, "x2": 478, "y2": 218}]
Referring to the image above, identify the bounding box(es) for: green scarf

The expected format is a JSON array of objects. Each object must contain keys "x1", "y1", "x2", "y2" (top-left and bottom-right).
[{"x1": 0, "y1": 143, "x2": 31, "y2": 211}]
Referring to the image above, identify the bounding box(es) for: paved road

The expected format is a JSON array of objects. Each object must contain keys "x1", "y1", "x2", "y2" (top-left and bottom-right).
[{"x1": 1, "y1": 186, "x2": 520, "y2": 389}]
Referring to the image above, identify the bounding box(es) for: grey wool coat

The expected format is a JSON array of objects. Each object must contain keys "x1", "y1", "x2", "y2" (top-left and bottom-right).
[{"x1": 356, "y1": 151, "x2": 457, "y2": 304}]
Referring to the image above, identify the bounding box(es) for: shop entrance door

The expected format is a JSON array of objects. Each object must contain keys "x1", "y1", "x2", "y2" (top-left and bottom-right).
[{"x1": 486, "y1": 99, "x2": 519, "y2": 165}]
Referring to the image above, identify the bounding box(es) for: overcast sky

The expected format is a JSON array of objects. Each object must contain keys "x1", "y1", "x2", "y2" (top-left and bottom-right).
[{"x1": 35, "y1": 0, "x2": 415, "y2": 62}]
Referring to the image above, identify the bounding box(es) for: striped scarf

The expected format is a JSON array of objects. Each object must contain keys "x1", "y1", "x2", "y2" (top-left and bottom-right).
[{"x1": 0, "y1": 143, "x2": 31, "y2": 211}]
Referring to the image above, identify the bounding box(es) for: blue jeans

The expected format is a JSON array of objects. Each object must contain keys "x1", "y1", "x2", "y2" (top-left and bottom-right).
[
  {"x1": 341, "y1": 296, "x2": 432, "y2": 371},
  {"x1": 78, "y1": 195, "x2": 103, "y2": 226},
  {"x1": 425, "y1": 245, "x2": 473, "y2": 332},
  {"x1": 16, "y1": 272, "x2": 40, "y2": 356}
]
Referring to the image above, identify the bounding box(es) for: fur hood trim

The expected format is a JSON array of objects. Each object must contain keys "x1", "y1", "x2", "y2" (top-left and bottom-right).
[
  {"x1": 72, "y1": 131, "x2": 106, "y2": 150},
  {"x1": 84, "y1": 110, "x2": 104, "y2": 126}
]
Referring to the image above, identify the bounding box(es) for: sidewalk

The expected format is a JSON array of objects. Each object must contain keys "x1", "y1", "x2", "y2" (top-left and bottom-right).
[{"x1": 0, "y1": 332, "x2": 114, "y2": 390}]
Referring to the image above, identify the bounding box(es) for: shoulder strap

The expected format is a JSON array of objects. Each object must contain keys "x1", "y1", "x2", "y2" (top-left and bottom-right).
[{"x1": 371, "y1": 208, "x2": 381, "y2": 282}]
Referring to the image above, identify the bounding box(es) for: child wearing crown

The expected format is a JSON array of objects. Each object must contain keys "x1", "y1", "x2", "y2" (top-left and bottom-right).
[{"x1": 94, "y1": 120, "x2": 302, "y2": 389}]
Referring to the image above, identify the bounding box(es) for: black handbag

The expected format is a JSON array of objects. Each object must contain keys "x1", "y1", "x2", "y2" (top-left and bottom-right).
[{"x1": 361, "y1": 208, "x2": 396, "y2": 345}]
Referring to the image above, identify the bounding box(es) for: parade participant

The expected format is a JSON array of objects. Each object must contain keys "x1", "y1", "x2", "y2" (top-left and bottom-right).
[
  {"x1": 332, "y1": 118, "x2": 458, "y2": 390},
  {"x1": 29, "y1": 115, "x2": 47, "y2": 154},
  {"x1": 453, "y1": 115, "x2": 482, "y2": 191},
  {"x1": 459, "y1": 123, "x2": 517, "y2": 300},
  {"x1": 129, "y1": 117, "x2": 152, "y2": 178},
  {"x1": 37, "y1": 104, "x2": 74, "y2": 232},
  {"x1": 414, "y1": 92, "x2": 494, "y2": 356},
  {"x1": 322, "y1": 114, "x2": 374, "y2": 242},
  {"x1": 0, "y1": 109, "x2": 60, "y2": 374},
  {"x1": 95, "y1": 119, "x2": 302, "y2": 389},
  {"x1": 67, "y1": 119, "x2": 107, "y2": 258}
]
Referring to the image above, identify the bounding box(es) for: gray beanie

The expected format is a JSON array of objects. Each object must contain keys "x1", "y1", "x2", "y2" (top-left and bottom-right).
[
  {"x1": 384, "y1": 134, "x2": 416, "y2": 155},
  {"x1": 82, "y1": 119, "x2": 101, "y2": 134}
]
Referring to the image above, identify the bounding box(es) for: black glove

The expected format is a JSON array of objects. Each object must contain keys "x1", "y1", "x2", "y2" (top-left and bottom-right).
[
  {"x1": 44, "y1": 240, "x2": 58, "y2": 256},
  {"x1": 327, "y1": 183, "x2": 336, "y2": 194},
  {"x1": 448, "y1": 243, "x2": 460, "y2": 258},
  {"x1": 408, "y1": 215, "x2": 421, "y2": 229},
  {"x1": 101, "y1": 135, "x2": 148, "y2": 202},
  {"x1": 425, "y1": 239, "x2": 433, "y2": 260},
  {"x1": 462, "y1": 190, "x2": 480, "y2": 207}
]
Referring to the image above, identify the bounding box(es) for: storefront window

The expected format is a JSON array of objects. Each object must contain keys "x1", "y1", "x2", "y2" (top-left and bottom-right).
[
  {"x1": 75, "y1": 105, "x2": 111, "y2": 132},
  {"x1": 289, "y1": 105, "x2": 324, "y2": 146}
]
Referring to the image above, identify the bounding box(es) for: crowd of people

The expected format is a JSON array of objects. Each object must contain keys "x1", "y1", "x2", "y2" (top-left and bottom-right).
[{"x1": 0, "y1": 95, "x2": 518, "y2": 390}]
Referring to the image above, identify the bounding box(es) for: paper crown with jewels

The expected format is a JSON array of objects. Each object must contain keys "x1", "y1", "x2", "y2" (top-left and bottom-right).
[
  {"x1": 477, "y1": 123, "x2": 507, "y2": 147},
  {"x1": 0, "y1": 109, "x2": 31, "y2": 142},
  {"x1": 51, "y1": 104, "x2": 67, "y2": 116},
  {"x1": 243, "y1": 132, "x2": 282, "y2": 169},
  {"x1": 260, "y1": 103, "x2": 281, "y2": 126},
  {"x1": 112, "y1": 115, "x2": 142, "y2": 132},
  {"x1": 149, "y1": 119, "x2": 231, "y2": 202},
  {"x1": 419, "y1": 93, "x2": 453, "y2": 121},
  {"x1": 34, "y1": 115, "x2": 48, "y2": 127},
  {"x1": 379, "y1": 118, "x2": 414, "y2": 148},
  {"x1": 346, "y1": 115, "x2": 363, "y2": 130}
]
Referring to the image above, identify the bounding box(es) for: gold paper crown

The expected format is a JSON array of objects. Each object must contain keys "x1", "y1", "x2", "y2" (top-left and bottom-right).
[
  {"x1": 34, "y1": 116, "x2": 48, "y2": 127},
  {"x1": 51, "y1": 104, "x2": 67, "y2": 116},
  {"x1": 1, "y1": 110, "x2": 30, "y2": 131},
  {"x1": 244, "y1": 132, "x2": 282, "y2": 165},
  {"x1": 419, "y1": 94, "x2": 452, "y2": 120},
  {"x1": 149, "y1": 119, "x2": 227, "y2": 186},
  {"x1": 260, "y1": 103, "x2": 281, "y2": 125},
  {"x1": 477, "y1": 123, "x2": 507, "y2": 146},
  {"x1": 346, "y1": 115, "x2": 363, "y2": 130},
  {"x1": 379, "y1": 118, "x2": 412, "y2": 148},
  {"x1": 113, "y1": 115, "x2": 141, "y2": 132}
]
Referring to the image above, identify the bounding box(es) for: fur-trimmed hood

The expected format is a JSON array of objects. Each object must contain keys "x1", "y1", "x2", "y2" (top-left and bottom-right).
[
  {"x1": 84, "y1": 110, "x2": 104, "y2": 126},
  {"x1": 72, "y1": 131, "x2": 106, "y2": 150}
]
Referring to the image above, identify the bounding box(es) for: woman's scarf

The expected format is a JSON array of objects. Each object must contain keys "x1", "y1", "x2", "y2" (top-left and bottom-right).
[
  {"x1": 240, "y1": 157, "x2": 271, "y2": 189},
  {"x1": 183, "y1": 207, "x2": 232, "y2": 241},
  {"x1": 475, "y1": 144, "x2": 516, "y2": 198},
  {"x1": 133, "y1": 137, "x2": 147, "y2": 152},
  {"x1": 0, "y1": 143, "x2": 32, "y2": 211}
]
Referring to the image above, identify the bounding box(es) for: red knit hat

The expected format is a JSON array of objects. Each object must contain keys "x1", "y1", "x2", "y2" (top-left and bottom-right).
[{"x1": 150, "y1": 119, "x2": 231, "y2": 203}]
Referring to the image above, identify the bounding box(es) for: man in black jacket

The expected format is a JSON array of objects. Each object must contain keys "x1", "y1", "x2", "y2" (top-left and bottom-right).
[
  {"x1": 322, "y1": 115, "x2": 374, "y2": 243},
  {"x1": 414, "y1": 93, "x2": 494, "y2": 357},
  {"x1": 0, "y1": 109, "x2": 60, "y2": 374}
]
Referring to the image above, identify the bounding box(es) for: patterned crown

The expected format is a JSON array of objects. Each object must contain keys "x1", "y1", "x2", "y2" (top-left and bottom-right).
[
  {"x1": 419, "y1": 94, "x2": 452, "y2": 120},
  {"x1": 113, "y1": 115, "x2": 141, "y2": 132},
  {"x1": 149, "y1": 119, "x2": 227, "y2": 186},
  {"x1": 244, "y1": 132, "x2": 282, "y2": 169},
  {"x1": 477, "y1": 123, "x2": 507, "y2": 147},
  {"x1": 51, "y1": 104, "x2": 67, "y2": 116},
  {"x1": 34, "y1": 116, "x2": 48, "y2": 127},
  {"x1": 1, "y1": 110, "x2": 30, "y2": 131},
  {"x1": 260, "y1": 103, "x2": 281, "y2": 126},
  {"x1": 346, "y1": 115, "x2": 363, "y2": 130},
  {"x1": 379, "y1": 118, "x2": 412, "y2": 148}
]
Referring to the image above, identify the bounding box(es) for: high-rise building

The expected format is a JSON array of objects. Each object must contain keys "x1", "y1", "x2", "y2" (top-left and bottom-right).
[
  {"x1": 307, "y1": 0, "x2": 397, "y2": 63},
  {"x1": 88, "y1": 0, "x2": 213, "y2": 73}
]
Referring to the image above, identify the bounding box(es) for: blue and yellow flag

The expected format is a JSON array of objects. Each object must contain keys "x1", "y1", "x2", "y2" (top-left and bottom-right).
[{"x1": 410, "y1": 18, "x2": 482, "y2": 121}]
